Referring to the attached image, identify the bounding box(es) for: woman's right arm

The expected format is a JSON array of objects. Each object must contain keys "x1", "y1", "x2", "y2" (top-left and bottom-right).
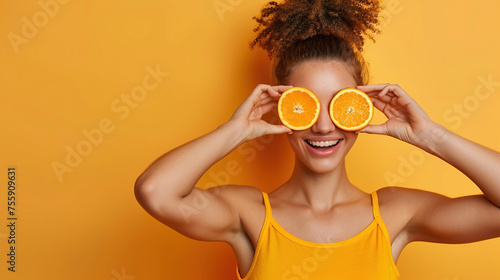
[{"x1": 134, "y1": 84, "x2": 292, "y2": 242}]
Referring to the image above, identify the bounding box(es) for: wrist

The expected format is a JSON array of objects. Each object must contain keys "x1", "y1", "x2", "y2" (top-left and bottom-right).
[
  {"x1": 217, "y1": 120, "x2": 250, "y2": 148},
  {"x1": 416, "y1": 123, "x2": 450, "y2": 156}
]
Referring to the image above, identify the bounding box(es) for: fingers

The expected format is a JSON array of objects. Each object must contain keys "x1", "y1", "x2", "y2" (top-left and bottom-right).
[
  {"x1": 370, "y1": 97, "x2": 399, "y2": 115},
  {"x1": 356, "y1": 124, "x2": 388, "y2": 135},
  {"x1": 260, "y1": 101, "x2": 278, "y2": 115},
  {"x1": 357, "y1": 84, "x2": 384, "y2": 98},
  {"x1": 377, "y1": 85, "x2": 408, "y2": 101},
  {"x1": 357, "y1": 84, "x2": 388, "y2": 92},
  {"x1": 370, "y1": 97, "x2": 389, "y2": 113},
  {"x1": 267, "y1": 124, "x2": 292, "y2": 135},
  {"x1": 251, "y1": 84, "x2": 293, "y2": 114},
  {"x1": 249, "y1": 121, "x2": 292, "y2": 140},
  {"x1": 237, "y1": 84, "x2": 290, "y2": 115},
  {"x1": 370, "y1": 92, "x2": 393, "y2": 104},
  {"x1": 271, "y1": 85, "x2": 294, "y2": 93},
  {"x1": 251, "y1": 84, "x2": 293, "y2": 100},
  {"x1": 360, "y1": 83, "x2": 417, "y2": 114},
  {"x1": 357, "y1": 84, "x2": 407, "y2": 99},
  {"x1": 259, "y1": 95, "x2": 275, "y2": 106}
]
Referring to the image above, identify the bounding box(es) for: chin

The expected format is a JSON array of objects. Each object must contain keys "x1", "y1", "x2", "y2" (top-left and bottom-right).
[{"x1": 298, "y1": 156, "x2": 346, "y2": 174}]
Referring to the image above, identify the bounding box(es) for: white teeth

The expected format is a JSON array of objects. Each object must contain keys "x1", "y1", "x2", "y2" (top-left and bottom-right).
[{"x1": 306, "y1": 139, "x2": 340, "y2": 148}]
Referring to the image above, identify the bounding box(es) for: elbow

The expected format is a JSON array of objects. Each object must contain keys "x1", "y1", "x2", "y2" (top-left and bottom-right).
[
  {"x1": 134, "y1": 178, "x2": 168, "y2": 220},
  {"x1": 134, "y1": 178, "x2": 180, "y2": 225},
  {"x1": 134, "y1": 175, "x2": 156, "y2": 209},
  {"x1": 134, "y1": 176, "x2": 173, "y2": 215}
]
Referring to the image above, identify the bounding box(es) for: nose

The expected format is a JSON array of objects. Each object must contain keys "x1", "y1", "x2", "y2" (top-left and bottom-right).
[{"x1": 311, "y1": 104, "x2": 336, "y2": 134}]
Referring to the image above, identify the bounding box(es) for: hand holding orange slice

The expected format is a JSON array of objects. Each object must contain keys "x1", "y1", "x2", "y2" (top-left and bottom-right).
[
  {"x1": 329, "y1": 88, "x2": 373, "y2": 131},
  {"x1": 278, "y1": 87, "x2": 320, "y2": 130}
]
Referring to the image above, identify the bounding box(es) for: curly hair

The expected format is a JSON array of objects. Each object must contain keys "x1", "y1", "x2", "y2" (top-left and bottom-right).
[{"x1": 250, "y1": 0, "x2": 382, "y2": 85}]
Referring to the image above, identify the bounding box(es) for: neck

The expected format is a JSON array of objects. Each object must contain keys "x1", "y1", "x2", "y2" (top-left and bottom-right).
[{"x1": 282, "y1": 158, "x2": 363, "y2": 210}]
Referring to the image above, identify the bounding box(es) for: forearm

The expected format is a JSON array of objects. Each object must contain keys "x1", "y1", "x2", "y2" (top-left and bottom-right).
[
  {"x1": 423, "y1": 124, "x2": 500, "y2": 206},
  {"x1": 135, "y1": 121, "x2": 247, "y2": 204}
]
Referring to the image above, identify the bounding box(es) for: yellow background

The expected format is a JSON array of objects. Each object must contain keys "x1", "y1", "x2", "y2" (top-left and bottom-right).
[{"x1": 1, "y1": 0, "x2": 500, "y2": 279}]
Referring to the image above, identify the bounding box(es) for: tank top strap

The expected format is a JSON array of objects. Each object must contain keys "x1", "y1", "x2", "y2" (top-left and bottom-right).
[
  {"x1": 370, "y1": 190, "x2": 400, "y2": 277},
  {"x1": 261, "y1": 191, "x2": 272, "y2": 217},
  {"x1": 236, "y1": 192, "x2": 272, "y2": 280},
  {"x1": 371, "y1": 190, "x2": 381, "y2": 220}
]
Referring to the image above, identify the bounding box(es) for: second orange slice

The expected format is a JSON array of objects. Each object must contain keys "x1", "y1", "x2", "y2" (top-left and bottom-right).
[{"x1": 329, "y1": 88, "x2": 373, "y2": 131}]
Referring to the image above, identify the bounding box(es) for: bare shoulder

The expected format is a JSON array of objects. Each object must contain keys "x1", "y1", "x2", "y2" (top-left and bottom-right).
[
  {"x1": 375, "y1": 187, "x2": 451, "y2": 242},
  {"x1": 213, "y1": 184, "x2": 264, "y2": 207},
  {"x1": 213, "y1": 185, "x2": 267, "y2": 246},
  {"x1": 375, "y1": 187, "x2": 420, "y2": 228},
  {"x1": 377, "y1": 186, "x2": 450, "y2": 209},
  {"x1": 211, "y1": 184, "x2": 266, "y2": 222}
]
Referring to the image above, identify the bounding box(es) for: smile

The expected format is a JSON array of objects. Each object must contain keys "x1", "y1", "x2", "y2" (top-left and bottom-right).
[{"x1": 305, "y1": 139, "x2": 341, "y2": 148}]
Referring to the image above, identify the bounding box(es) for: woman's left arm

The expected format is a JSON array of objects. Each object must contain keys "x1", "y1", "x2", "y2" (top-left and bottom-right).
[{"x1": 357, "y1": 83, "x2": 500, "y2": 243}]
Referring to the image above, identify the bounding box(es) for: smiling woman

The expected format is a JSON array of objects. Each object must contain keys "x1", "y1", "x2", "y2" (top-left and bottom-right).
[{"x1": 134, "y1": 0, "x2": 500, "y2": 279}]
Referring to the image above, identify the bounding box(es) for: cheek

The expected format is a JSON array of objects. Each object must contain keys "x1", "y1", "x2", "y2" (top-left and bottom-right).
[
  {"x1": 286, "y1": 132, "x2": 304, "y2": 150},
  {"x1": 344, "y1": 133, "x2": 358, "y2": 148}
]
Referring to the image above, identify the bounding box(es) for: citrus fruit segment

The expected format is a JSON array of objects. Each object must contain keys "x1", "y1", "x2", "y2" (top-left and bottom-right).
[
  {"x1": 329, "y1": 88, "x2": 373, "y2": 131},
  {"x1": 278, "y1": 87, "x2": 320, "y2": 130}
]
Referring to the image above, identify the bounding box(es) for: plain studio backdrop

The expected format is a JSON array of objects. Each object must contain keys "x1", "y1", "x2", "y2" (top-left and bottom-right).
[{"x1": 1, "y1": 0, "x2": 500, "y2": 279}]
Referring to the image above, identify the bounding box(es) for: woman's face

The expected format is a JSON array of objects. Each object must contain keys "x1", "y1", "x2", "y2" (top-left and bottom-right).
[{"x1": 285, "y1": 60, "x2": 359, "y2": 174}]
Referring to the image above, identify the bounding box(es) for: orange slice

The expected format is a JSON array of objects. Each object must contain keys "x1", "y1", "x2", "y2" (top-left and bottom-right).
[
  {"x1": 329, "y1": 88, "x2": 373, "y2": 131},
  {"x1": 278, "y1": 87, "x2": 320, "y2": 130}
]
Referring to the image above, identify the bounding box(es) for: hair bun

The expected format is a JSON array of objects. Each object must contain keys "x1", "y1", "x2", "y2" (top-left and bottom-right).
[{"x1": 250, "y1": 0, "x2": 382, "y2": 59}]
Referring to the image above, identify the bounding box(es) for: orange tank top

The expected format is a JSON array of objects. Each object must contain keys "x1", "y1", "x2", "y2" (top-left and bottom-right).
[{"x1": 237, "y1": 191, "x2": 400, "y2": 280}]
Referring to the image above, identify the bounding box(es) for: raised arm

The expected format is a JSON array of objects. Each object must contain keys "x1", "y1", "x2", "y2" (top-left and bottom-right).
[
  {"x1": 134, "y1": 84, "x2": 291, "y2": 242},
  {"x1": 357, "y1": 83, "x2": 500, "y2": 244}
]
